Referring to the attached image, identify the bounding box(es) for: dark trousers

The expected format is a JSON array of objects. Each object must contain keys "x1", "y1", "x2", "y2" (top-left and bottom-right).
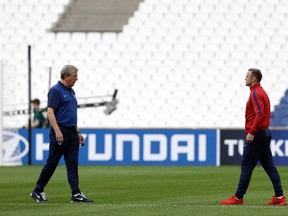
[
  {"x1": 235, "y1": 129, "x2": 283, "y2": 199},
  {"x1": 34, "y1": 126, "x2": 81, "y2": 195}
]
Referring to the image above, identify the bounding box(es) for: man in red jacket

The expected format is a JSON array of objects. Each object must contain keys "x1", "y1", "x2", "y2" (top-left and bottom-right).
[{"x1": 220, "y1": 68, "x2": 286, "y2": 205}]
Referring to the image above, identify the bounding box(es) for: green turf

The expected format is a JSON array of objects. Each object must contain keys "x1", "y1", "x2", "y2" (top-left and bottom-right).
[{"x1": 0, "y1": 165, "x2": 287, "y2": 216}]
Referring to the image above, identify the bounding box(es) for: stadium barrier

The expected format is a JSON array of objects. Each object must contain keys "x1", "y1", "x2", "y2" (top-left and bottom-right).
[{"x1": 2, "y1": 128, "x2": 288, "y2": 166}]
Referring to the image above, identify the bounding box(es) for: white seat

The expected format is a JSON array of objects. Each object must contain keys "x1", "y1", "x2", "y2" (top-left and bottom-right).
[
  {"x1": 71, "y1": 33, "x2": 87, "y2": 43},
  {"x1": 56, "y1": 33, "x2": 71, "y2": 42},
  {"x1": 86, "y1": 32, "x2": 102, "y2": 43}
]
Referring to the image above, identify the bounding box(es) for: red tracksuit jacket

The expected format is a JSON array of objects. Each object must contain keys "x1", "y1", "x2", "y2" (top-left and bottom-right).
[{"x1": 245, "y1": 83, "x2": 270, "y2": 135}]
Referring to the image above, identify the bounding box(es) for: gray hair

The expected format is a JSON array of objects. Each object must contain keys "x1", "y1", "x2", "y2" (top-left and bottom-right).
[{"x1": 60, "y1": 65, "x2": 78, "y2": 79}]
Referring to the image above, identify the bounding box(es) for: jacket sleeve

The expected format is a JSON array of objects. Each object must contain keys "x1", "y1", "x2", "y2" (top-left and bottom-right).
[{"x1": 249, "y1": 89, "x2": 265, "y2": 135}]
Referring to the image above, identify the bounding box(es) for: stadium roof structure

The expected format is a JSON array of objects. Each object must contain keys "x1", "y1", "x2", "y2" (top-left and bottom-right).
[{"x1": 50, "y1": 0, "x2": 143, "y2": 33}]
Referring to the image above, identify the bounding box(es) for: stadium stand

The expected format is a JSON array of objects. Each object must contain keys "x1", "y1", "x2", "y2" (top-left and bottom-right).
[
  {"x1": 271, "y1": 89, "x2": 288, "y2": 126},
  {"x1": 1, "y1": 0, "x2": 288, "y2": 129},
  {"x1": 51, "y1": 0, "x2": 143, "y2": 32}
]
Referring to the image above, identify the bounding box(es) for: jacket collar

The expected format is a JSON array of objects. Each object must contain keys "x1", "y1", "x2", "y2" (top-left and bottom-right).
[{"x1": 250, "y1": 83, "x2": 260, "y2": 91}]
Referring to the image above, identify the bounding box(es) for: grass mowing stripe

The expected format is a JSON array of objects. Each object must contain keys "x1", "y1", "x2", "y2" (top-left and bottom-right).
[{"x1": 0, "y1": 166, "x2": 287, "y2": 216}]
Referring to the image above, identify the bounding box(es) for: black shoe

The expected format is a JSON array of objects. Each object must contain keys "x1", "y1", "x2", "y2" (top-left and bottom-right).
[
  {"x1": 30, "y1": 191, "x2": 48, "y2": 202},
  {"x1": 71, "y1": 192, "x2": 94, "y2": 203}
]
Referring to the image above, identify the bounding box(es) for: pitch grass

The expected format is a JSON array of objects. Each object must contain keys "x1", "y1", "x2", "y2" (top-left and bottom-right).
[{"x1": 0, "y1": 166, "x2": 287, "y2": 216}]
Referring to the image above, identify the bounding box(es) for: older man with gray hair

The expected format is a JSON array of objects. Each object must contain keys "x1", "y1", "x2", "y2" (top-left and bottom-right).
[{"x1": 30, "y1": 65, "x2": 93, "y2": 203}]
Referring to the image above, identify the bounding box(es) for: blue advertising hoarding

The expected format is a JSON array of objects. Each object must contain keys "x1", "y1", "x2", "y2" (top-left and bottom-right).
[
  {"x1": 4, "y1": 128, "x2": 288, "y2": 166},
  {"x1": 3, "y1": 128, "x2": 218, "y2": 166}
]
